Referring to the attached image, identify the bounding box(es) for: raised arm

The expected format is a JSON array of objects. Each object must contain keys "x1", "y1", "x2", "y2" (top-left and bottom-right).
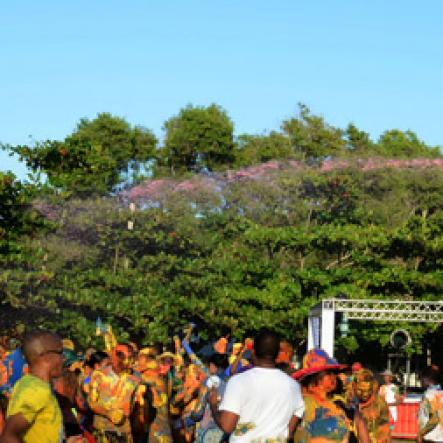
[{"x1": 181, "y1": 339, "x2": 209, "y2": 376}]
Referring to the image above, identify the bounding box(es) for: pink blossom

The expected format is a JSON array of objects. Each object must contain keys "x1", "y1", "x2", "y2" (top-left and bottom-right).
[
  {"x1": 124, "y1": 157, "x2": 443, "y2": 204},
  {"x1": 126, "y1": 179, "x2": 174, "y2": 200}
]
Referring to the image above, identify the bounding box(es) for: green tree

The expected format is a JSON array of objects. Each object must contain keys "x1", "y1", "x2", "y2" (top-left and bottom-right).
[
  {"x1": 344, "y1": 123, "x2": 376, "y2": 156},
  {"x1": 281, "y1": 104, "x2": 346, "y2": 160},
  {"x1": 377, "y1": 129, "x2": 440, "y2": 158},
  {"x1": 234, "y1": 131, "x2": 293, "y2": 167},
  {"x1": 0, "y1": 171, "x2": 43, "y2": 249},
  {"x1": 158, "y1": 104, "x2": 235, "y2": 174},
  {"x1": 0, "y1": 172, "x2": 51, "y2": 333},
  {"x1": 6, "y1": 113, "x2": 157, "y2": 197}
]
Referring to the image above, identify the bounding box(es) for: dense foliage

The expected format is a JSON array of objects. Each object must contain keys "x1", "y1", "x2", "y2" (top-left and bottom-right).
[
  {"x1": 7, "y1": 113, "x2": 157, "y2": 197},
  {"x1": 157, "y1": 104, "x2": 235, "y2": 174},
  {"x1": 1, "y1": 104, "x2": 443, "y2": 366}
]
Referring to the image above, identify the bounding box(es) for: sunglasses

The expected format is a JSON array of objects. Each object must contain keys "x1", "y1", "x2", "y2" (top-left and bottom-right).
[{"x1": 40, "y1": 349, "x2": 64, "y2": 357}]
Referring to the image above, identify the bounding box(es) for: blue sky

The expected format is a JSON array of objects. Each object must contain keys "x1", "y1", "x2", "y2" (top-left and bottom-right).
[{"x1": 1, "y1": 1, "x2": 442, "y2": 179}]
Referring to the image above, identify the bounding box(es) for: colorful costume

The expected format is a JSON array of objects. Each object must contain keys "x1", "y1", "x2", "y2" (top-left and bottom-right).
[
  {"x1": 140, "y1": 361, "x2": 173, "y2": 443},
  {"x1": 276, "y1": 340, "x2": 294, "y2": 365},
  {"x1": 88, "y1": 368, "x2": 136, "y2": 443},
  {"x1": 418, "y1": 384, "x2": 443, "y2": 441},
  {"x1": 354, "y1": 370, "x2": 391, "y2": 443},
  {"x1": 294, "y1": 392, "x2": 350, "y2": 443},
  {"x1": 190, "y1": 380, "x2": 228, "y2": 443},
  {"x1": 293, "y1": 349, "x2": 351, "y2": 443},
  {"x1": 0, "y1": 348, "x2": 27, "y2": 394}
]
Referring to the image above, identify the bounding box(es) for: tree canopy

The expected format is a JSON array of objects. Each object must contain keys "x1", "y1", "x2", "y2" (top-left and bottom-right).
[
  {"x1": 6, "y1": 113, "x2": 157, "y2": 197},
  {"x1": 157, "y1": 104, "x2": 235, "y2": 175}
]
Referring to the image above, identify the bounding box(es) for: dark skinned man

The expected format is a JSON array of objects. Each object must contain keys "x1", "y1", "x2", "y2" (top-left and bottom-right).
[
  {"x1": 209, "y1": 328, "x2": 304, "y2": 442},
  {"x1": 0, "y1": 330, "x2": 83, "y2": 443}
]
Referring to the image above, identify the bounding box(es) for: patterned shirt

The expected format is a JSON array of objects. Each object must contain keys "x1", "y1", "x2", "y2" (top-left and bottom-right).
[
  {"x1": 358, "y1": 394, "x2": 391, "y2": 443},
  {"x1": 294, "y1": 393, "x2": 350, "y2": 443},
  {"x1": 88, "y1": 369, "x2": 136, "y2": 435},
  {"x1": 140, "y1": 369, "x2": 173, "y2": 443},
  {"x1": 418, "y1": 384, "x2": 443, "y2": 441}
]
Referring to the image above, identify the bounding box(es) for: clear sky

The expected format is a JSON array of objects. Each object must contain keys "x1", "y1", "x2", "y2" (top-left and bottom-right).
[{"x1": 1, "y1": 1, "x2": 442, "y2": 179}]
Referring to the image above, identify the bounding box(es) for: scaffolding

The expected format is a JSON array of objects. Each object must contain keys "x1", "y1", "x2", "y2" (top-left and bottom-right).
[{"x1": 307, "y1": 299, "x2": 443, "y2": 357}]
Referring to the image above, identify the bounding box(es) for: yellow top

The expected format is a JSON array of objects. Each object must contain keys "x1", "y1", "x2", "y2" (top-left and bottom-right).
[{"x1": 7, "y1": 374, "x2": 63, "y2": 443}]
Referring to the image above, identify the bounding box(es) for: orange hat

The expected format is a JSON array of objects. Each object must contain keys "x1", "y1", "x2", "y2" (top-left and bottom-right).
[{"x1": 292, "y1": 349, "x2": 347, "y2": 381}]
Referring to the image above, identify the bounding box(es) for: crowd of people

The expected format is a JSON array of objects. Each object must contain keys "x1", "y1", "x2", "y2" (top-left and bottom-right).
[{"x1": 0, "y1": 324, "x2": 442, "y2": 443}]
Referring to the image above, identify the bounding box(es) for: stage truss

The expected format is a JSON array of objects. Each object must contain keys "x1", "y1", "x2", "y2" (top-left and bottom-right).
[
  {"x1": 307, "y1": 298, "x2": 443, "y2": 356},
  {"x1": 322, "y1": 299, "x2": 443, "y2": 322}
]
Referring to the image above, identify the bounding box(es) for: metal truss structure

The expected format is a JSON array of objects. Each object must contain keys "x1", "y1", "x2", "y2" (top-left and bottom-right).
[
  {"x1": 322, "y1": 299, "x2": 443, "y2": 323},
  {"x1": 308, "y1": 298, "x2": 443, "y2": 357}
]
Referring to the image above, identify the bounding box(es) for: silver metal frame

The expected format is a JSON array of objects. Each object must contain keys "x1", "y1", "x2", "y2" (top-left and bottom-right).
[
  {"x1": 323, "y1": 299, "x2": 443, "y2": 322},
  {"x1": 307, "y1": 298, "x2": 443, "y2": 357}
]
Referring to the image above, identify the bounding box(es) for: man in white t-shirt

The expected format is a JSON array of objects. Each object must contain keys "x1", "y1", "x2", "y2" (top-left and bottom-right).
[
  {"x1": 208, "y1": 328, "x2": 304, "y2": 442},
  {"x1": 379, "y1": 369, "x2": 401, "y2": 424}
]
